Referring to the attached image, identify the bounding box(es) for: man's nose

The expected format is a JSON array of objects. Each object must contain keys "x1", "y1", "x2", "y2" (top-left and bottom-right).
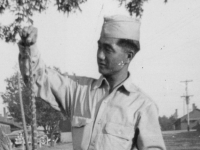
[{"x1": 97, "y1": 49, "x2": 105, "y2": 60}]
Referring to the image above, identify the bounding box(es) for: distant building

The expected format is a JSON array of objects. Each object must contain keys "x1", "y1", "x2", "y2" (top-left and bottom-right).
[
  {"x1": 0, "y1": 108, "x2": 22, "y2": 134},
  {"x1": 174, "y1": 103, "x2": 200, "y2": 130},
  {"x1": 172, "y1": 109, "x2": 178, "y2": 119}
]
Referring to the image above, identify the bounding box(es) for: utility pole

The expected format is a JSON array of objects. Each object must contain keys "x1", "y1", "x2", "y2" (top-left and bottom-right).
[
  {"x1": 183, "y1": 98, "x2": 185, "y2": 116},
  {"x1": 181, "y1": 80, "x2": 193, "y2": 132}
]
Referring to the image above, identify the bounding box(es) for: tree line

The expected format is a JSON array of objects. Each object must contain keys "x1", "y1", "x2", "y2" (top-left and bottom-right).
[{"x1": 159, "y1": 115, "x2": 177, "y2": 131}]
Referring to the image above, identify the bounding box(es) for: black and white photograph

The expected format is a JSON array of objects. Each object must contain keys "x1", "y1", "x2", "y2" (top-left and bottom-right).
[{"x1": 0, "y1": 0, "x2": 200, "y2": 150}]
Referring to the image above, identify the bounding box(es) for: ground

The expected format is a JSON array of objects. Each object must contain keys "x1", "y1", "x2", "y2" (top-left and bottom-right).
[
  {"x1": 14, "y1": 130, "x2": 200, "y2": 150},
  {"x1": 39, "y1": 143, "x2": 73, "y2": 150},
  {"x1": 163, "y1": 130, "x2": 200, "y2": 150},
  {"x1": 14, "y1": 143, "x2": 73, "y2": 150}
]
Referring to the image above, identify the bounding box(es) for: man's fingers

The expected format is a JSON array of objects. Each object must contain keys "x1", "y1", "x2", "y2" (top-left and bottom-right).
[{"x1": 18, "y1": 26, "x2": 38, "y2": 45}]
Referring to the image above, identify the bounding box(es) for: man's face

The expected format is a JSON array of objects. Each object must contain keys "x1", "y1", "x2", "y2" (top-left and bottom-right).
[{"x1": 97, "y1": 37, "x2": 128, "y2": 76}]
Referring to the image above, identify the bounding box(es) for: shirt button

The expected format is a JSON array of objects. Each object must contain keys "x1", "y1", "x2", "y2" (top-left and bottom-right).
[{"x1": 118, "y1": 131, "x2": 122, "y2": 135}]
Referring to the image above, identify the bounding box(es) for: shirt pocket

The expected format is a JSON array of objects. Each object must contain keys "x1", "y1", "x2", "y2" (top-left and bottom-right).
[
  {"x1": 71, "y1": 116, "x2": 93, "y2": 127},
  {"x1": 105, "y1": 122, "x2": 134, "y2": 141}
]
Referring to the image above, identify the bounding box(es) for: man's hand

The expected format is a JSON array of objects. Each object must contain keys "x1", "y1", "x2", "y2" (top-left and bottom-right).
[
  {"x1": 19, "y1": 26, "x2": 38, "y2": 46},
  {"x1": 18, "y1": 26, "x2": 38, "y2": 77}
]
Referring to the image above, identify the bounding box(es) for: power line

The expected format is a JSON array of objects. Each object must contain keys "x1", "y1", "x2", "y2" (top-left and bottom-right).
[
  {"x1": 143, "y1": 6, "x2": 200, "y2": 43},
  {"x1": 140, "y1": 36, "x2": 200, "y2": 63},
  {"x1": 143, "y1": 12, "x2": 200, "y2": 53}
]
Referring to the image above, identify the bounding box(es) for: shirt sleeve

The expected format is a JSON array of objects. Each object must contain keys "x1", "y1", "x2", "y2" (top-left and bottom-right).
[
  {"x1": 136, "y1": 103, "x2": 166, "y2": 150},
  {"x1": 18, "y1": 42, "x2": 77, "y2": 117}
]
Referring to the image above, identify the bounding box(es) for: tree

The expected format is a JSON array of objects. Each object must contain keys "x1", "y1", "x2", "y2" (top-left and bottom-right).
[
  {"x1": 159, "y1": 115, "x2": 177, "y2": 131},
  {"x1": 36, "y1": 98, "x2": 64, "y2": 146},
  {"x1": 1, "y1": 68, "x2": 65, "y2": 145},
  {"x1": 2, "y1": 72, "x2": 32, "y2": 124},
  {"x1": 0, "y1": 0, "x2": 167, "y2": 43}
]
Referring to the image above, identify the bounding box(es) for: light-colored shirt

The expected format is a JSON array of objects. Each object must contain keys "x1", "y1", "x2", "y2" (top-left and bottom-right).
[{"x1": 18, "y1": 43, "x2": 166, "y2": 150}]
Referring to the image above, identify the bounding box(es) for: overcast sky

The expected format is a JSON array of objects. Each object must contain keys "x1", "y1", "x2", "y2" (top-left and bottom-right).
[{"x1": 0, "y1": 0, "x2": 200, "y2": 117}]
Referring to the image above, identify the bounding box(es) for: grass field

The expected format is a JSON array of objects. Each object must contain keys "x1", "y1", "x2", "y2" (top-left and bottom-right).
[
  {"x1": 163, "y1": 130, "x2": 200, "y2": 150},
  {"x1": 14, "y1": 130, "x2": 200, "y2": 150}
]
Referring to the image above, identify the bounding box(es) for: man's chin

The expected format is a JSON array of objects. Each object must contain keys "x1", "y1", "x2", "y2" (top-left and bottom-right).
[{"x1": 98, "y1": 68, "x2": 111, "y2": 76}]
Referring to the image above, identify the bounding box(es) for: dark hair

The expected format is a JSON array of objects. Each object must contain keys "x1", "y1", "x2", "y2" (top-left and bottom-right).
[{"x1": 117, "y1": 39, "x2": 140, "y2": 54}]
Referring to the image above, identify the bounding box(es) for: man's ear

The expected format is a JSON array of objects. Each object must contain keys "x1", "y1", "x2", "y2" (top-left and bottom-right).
[{"x1": 126, "y1": 51, "x2": 135, "y2": 63}]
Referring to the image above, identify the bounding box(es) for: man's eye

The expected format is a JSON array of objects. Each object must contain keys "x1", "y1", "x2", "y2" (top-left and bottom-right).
[
  {"x1": 104, "y1": 47, "x2": 112, "y2": 53},
  {"x1": 98, "y1": 43, "x2": 103, "y2": 50}
]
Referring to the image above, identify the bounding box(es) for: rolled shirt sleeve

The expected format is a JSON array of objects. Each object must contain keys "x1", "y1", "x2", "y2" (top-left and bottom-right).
[{"x1": 136, "y1": 103, "x2": 166, "y2": 150}]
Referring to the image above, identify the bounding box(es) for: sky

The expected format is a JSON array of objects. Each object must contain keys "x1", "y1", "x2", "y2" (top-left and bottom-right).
[{"x1": 0, "y1": 0, "x2": 200, "y2": 117}]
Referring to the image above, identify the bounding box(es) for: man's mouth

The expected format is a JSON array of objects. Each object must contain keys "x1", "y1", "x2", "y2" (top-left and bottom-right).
[{"x1": 98, "y1": 63, "x2": 106, "y2": 67}]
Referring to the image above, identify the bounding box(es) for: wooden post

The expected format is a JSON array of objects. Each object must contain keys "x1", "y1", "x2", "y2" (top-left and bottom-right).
[{"x1": 18, "y1": 72, "x2": 29, "y2": 150}]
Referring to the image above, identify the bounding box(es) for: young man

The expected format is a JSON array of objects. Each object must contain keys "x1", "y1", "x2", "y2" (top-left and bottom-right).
[{"x1": 18, "y1": 15, "x2": 166, "y2": 150}]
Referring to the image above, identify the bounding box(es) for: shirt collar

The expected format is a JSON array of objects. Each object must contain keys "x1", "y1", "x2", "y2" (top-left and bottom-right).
[
  {"x1": 92, "y1": 73, "x2": 138, "y2": 93},
  {"x1": 92, "y1": 75, "x2": 107, "y2": 90},
  {"x1": 122, "y1": 74, "x2": 138, "y2": 93}
]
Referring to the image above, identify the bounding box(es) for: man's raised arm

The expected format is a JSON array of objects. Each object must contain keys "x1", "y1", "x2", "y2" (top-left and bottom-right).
[{"x1": 18, "y1": 26, "x2": 76, "y2": 116}]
